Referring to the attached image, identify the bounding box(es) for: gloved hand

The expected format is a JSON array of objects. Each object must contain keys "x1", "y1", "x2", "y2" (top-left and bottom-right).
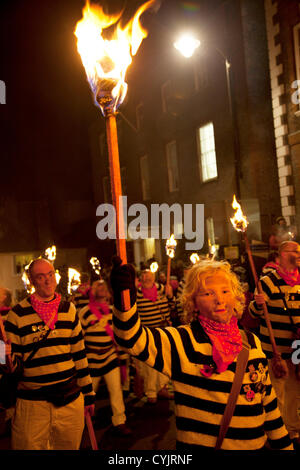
[{"x1": 110, "y1": 256, "x2": 137, "y2": 311}]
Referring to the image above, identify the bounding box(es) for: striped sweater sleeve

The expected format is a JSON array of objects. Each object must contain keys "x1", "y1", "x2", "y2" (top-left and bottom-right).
[{"x1": 113, "y1": 304, "x2": 293, "y2": 450}]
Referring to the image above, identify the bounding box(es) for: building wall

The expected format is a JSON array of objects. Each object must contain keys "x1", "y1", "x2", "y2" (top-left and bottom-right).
[{"x1": 264, "y1": 0, "x2": 300, "y2": 229}]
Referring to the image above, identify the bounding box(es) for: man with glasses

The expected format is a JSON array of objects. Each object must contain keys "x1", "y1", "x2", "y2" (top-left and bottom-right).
[
  {"x1": 5, "y1": 258, "x2": 95, "y2": 450},
  {"x1": 249, "y1": 241, "x2": 300, "y2": 448}
]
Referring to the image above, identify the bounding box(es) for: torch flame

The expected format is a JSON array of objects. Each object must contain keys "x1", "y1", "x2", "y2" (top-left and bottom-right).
[
  {"x1": 75, "y1": 0, "x2": 157, "y2": 114},
  {"x1": 68, "y1": 268, "x2": 81, "y2": 295},
  {"x1": 22, "y1": 262, "x2": 35, "y2": 294},
  {"x1": 190, "y1": 253, "x2": 200, "y2": 264},
  {"x1": 230, "y1": 195, "x2": 249, "y2": 233},
  {"x1": 90, "y1": 257, "x2": 101, "y2": 275},
  {"x1": 45, "y1": 245, "x2": 56, "y2": 261},
  {"x1": 150, "y1": 262, "x2": 159, "y2": 273},
  {"x1": 166, "y1": 234, "x2": 177, "y2": 259}
]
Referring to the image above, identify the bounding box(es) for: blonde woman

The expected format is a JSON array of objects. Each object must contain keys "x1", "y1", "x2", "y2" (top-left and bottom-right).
[{"x1": 110, "y1": 257, "x2": 293, "y2": 450}]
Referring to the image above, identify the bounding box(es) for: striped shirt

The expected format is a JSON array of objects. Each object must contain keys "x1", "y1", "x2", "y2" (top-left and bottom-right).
[
  {"x1": 137, "y1": 283, "x2": 172, "y2": 327},
  {"x1": 113, "y1": 304, "x2": 292, "y2": 450},
  {"x1": 5, "y1": 297, "x2": 95, "y2": 405},
  {"x1": 249, "y1": 270, "x2": 300, "y2": 359},
  {"x1": 78, "y1": 304, "x2": 128, "y2": 377}
]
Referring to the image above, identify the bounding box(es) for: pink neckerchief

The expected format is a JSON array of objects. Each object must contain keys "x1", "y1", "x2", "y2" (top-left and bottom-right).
[
  {"x1": 198, "y1": 314, "x2": 243, "y2": 373},
  {"x1": 77, "y1": 284, "x2": 90, "y2": 296},
  {"x1": 0, "y1": 306, "x2": 10, "y2": 314},
  {"x1": 275, "y1": 265, "x2": 300, "y2": 287},
  {"x1": 30, "y1": 293, "x2": 61, "y2": 330},
  {"x1": 141, "y1": 284, "x2": 158, "y2": 302}
]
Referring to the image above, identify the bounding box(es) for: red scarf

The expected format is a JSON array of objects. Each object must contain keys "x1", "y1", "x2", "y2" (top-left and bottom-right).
[
  {"x1": 88, "y1": 300, "x2": 111, "y2": 321},
  {"x1": 0, "y1": 306, "x2": 10, "y2": 314},
  {"x1": 78, "y1": 284, "x2": 90, "y2": 296},
  {"x1": 141, "y1": 284, "x2": 158, "y2": 302},
  {"x1": 30, "y1": 293, "x2": 61, "y2": 330},
  {"x1": 198, "y1": 314, "x2": 242, "y2": 373},
  {"x1": 276, "y1": 266, "x2": 300, "y2": 287}
]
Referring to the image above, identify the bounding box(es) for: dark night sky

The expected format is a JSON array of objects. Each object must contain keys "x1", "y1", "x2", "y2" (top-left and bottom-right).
[{"x1": 0, "y1": 0, "x2": 222, "y2": 203}]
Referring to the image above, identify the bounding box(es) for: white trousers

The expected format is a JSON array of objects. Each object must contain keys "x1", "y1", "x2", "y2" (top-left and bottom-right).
[
  {"x1": 138, "y1": 361, "x2": 169, "y2": 399},
  {"x1": 92, "y1": 367, "x2": 126, "y2": 427},
  {"x1": 268, "y1": 358, "x2": 300, "y2": 439},
  {"x1": 12, "y1": 394, "x2": 84, "y2": 450}
]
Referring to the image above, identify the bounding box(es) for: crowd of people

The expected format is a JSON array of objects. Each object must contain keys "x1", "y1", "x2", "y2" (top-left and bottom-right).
[{"x1": 0, "y1": 229, "x2": 299, "y2": 451}]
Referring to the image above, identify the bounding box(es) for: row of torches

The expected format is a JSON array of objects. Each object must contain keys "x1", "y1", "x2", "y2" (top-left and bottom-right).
[
  {"x1": 21, "y1": 197, "x2": 249, "y2": 294},
  {"x1": 22, "y1": 248, "x2": 102, "y2": 296}
]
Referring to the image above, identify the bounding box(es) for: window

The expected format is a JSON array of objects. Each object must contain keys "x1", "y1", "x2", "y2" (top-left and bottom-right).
[
  {"x1": 294, "y1": 24, "x2": 300, "y2": 80},
  {"x1": 161, "y1": 80, "x2": 172, "y2": 113},
  {"x1": 102, "y1": 176, "x2": 111, "y2": 203},
  {"x1": 293, "y1": 23, "x2": 300, "y2": 111},
  {"x1": 166, "y1": 140, "x2": 179, "y2": 192},
  {"x1": 136, "y1": 102, "x2": 144, "y2": 130},
  {"x1": 140, "y1": 155, "x2": 150, "y2": 200},
  {"x1": 197, "y1": 122, "x2": 218, "y2": 182}
]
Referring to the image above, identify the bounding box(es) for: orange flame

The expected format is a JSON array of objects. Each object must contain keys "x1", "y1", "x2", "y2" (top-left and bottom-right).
[
  {"x1": 166, "y1": 234, "x2": 177, "y2": 258},
  {"x1": 230, "y1": 195, "x2": 249, "y2": 232},
  {"x1": 74, "y1": 0, "x2": 157, "y2": 114}
]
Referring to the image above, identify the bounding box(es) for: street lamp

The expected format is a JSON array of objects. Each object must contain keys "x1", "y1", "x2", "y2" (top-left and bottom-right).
[{"x1": 174, "y1": 33, "x2": 241, "y2": 200}]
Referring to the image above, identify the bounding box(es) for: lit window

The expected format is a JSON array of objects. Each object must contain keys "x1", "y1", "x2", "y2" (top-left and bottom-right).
[
  {"x1": 293, "y1": 23, "x2": 300, "y2": 81},
  {"x1": 140, "y1": 155, "x2": 150, "y2": 200},
  {"x1": 166, "y1": 140, "x2": 179, "y2": 192},
  {"x1": 197, "y1": 122, "x2": 218, "y2": 182}
]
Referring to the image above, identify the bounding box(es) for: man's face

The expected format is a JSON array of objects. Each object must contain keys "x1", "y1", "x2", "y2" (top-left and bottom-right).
[
  {"x1": 280, "y1": 242, "x2": 300, "y2": 269},
  {"x1": 194, "y1": 273, "x2": 236, "y2": 324},
  {"x1": 141, "y1": 271, "x2": 155, "y2": 289},
  {"x1": 30, "y1": 260, "x2": 57, "y2": 300}
]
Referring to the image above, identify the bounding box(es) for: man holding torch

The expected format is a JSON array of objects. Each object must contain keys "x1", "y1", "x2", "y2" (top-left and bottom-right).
[
  {"x1": 4, "y1": 258, "x2": 95, "y2": 450},
  {"x1": 249, "y1": 240, "x2": 300, "y2": 447}
]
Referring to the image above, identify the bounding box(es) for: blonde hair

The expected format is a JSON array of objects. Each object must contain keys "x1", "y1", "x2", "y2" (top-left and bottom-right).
[{"x1": 180, "y1": 259, "x2": 245, "y2": 324}]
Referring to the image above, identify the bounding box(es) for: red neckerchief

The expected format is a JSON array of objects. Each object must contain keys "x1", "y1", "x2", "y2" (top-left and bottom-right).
[
  {"x1": 275, "y1": 265, "x2": 300, "y2": 287},
  {"x1": 0, "y1": 306, "x2": 10, "y2": 314},
  {"x1": 198, "y1": 314, "x2": 242, "y2": 373},
  {"x1": 141, "y1": 284, "x2": 158, "y2": 302},
  {"x1": 78, "y1": 284, "x2": 90, "y2": 296},
  {"x1": 30, "y1": 293, "x2": 61, "y2": 330}
]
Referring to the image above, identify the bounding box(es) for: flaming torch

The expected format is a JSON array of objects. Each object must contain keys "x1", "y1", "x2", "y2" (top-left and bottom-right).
[
  {"x1": 67, "y1": 268, "x2": 81, "y2": 296},
  {"x1": 45, "y1": 245, "x2": 56, "y2": 262},
  {"x1": 230, "y1": 195, "x2": 288, "y2": 378},
  {"x1": 75, "y1": 1, "x2": 157, "y2": 310},
  {"x1": 90, "y1": 257, "x2": 101, "y2": 276},
  {"x1": 165, "y1": 234, "x2": 177, "y2": 286},
  {"x1": 190, "y1": 253, "x2": 200, "y2": 265},
  {"x1": 150, "y1": 261, "x2": 159, "y2": 273}
]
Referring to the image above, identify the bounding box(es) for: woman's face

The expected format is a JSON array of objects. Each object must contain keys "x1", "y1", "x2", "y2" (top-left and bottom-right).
[{"x1": 194, "y1": 273, "x2": 236, "y2": 324}]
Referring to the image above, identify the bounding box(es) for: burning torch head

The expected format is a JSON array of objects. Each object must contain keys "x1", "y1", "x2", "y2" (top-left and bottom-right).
[{"x1": 75, "y1": 0, "x2": 158, "y2": 116}]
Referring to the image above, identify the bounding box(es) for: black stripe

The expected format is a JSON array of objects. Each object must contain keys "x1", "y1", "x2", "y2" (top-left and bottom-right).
[
  {"x1": 22, "y1": 367, "x2": 76, "y2": 384},
  {"x1": 268, "y1": 434, "x2": 292, "y2": 450},
  {"x1": 176, "y1": 416, "x2": 265, "y2": 440},
  {"x1": 151, "y1": 328, "x2": 164, "y2": 371},
  {"x1": 175, "y1": 391, "x2": 264, "y2": 417},
  {"x1": 264, "y1": 416, "x2": 284, "y2": 431}
]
